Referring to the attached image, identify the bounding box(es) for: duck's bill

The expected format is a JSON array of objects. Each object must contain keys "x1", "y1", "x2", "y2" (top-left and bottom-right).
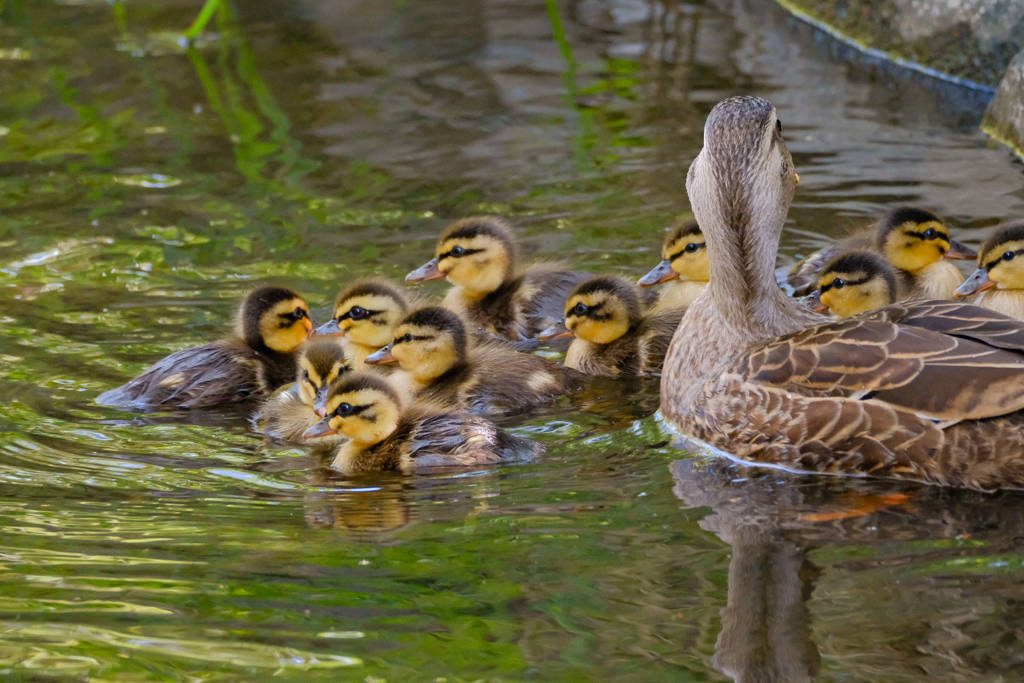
[
  {"x1": 807, "y1": 290, "x2": 830, "y2": 314},
  {"x1": 954, "y1": 268, "x2": 995, "y2": 298},
  {"x1": 304, "y1": 416, "x2": 337, "y2": 439},
  {"x1": 313, "y1": 319, "x2": 345, "y2": 338},
  {"x1": 365, "y1": 343, "x2": 398, "y2": 365},
  {"x1": 313, "y1": 386, "x2": 331, "y2": 417},
  {"x1": 537, "y1": 320, "x2": 573, "y2": 341},
  {"x1": 944, "y1": 239, "x2": 978, "y2": 260},
  {"x1": 406, "y1": 258, "x2": 444, "y2": 282},
  {"x1": 637, "y1": 260, "x2": 679, "y2": 287}
]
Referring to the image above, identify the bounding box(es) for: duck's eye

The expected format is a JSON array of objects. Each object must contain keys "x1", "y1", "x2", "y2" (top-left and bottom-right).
[
  {"x1": 924, "y1": 228, "x2": 938, "y2": 239},
  {"x1": 1005, "y1": 251, "x2": 1016, "y2": 262},
  {"x1": 303, "y1": 370, "x2": 310, "y2": 382},
  {"x1": 336, "y1": 402, "x2": 353, "y2": 417},
  {"x1": 401, "y1": 333, "x2": 413, "y2": 344},
  {"x1": 775, "y1": 119, "x2": 783, "y2": 133},
  {"x1": 572, "y1": 303, "x2": 588, "y2": 316},
  {"x1": 832, "y1": 279, "x2": 845, "y2": 290},
  {"x1": 684, "y1": 243, "x2": 698, "y2": 253},
  {"x1": 451, "y1": 246, "x2": 465, "y2": 257},
  {"x1": 349, "y1": 306, "x2": 367, "y2": 320}
]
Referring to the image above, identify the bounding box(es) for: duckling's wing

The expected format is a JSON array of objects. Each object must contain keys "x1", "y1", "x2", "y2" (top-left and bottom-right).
[
  {"x1": 737, "y1": 316, "x2": 1024, "y2": 422},
  {"x1": 783, "y1": 246, "x2": 839, "y2": 296},
  {"x1": 96, "y1": 341, "x2": 260, "y2": 410},
  {"x1": 638, "y1": 308, "x2": 686, "y2": 374},
  {"x1": 408, "y1": 413, "x2": 541, "y2": 468},
  {"x1": 518, "y1": 265, "x2": 589, "y2": 334}
]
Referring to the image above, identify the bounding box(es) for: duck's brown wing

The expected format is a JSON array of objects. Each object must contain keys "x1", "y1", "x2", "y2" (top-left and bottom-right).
[
  {"x1": 407, "y1": 412, "x2": 543, "y2": 468},
  {"x1": 96, "y1": 340, "x2": 262, "y2": 410},
  {"x1": 867, "y1": 300, "x2": 1024, "y2": 353},
  {"x1": 736, "y1": 314, "x2": 1024, "y2": 422}
]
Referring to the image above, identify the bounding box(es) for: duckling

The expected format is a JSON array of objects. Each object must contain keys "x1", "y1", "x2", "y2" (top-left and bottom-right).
[
  {"x1": 637, "y1": 218, "x2": 709, "y2": 312},
  {"x1": 955, "y1": 220, "x2": 1024, "y2": 321},
  {"x1": 304, "y1": 373, "x2": 544, "y2": 474},
  {"x1": 253, "y1": 339, "x2": 352, "y2": 444},
  {"x1": 97, "y1": 286, "x2": 312, "y2": 410},
  {"x1": 405, "y1": 216, "x2": 586, "y2": 340},
  {"x1": 313, "y1": 279, "x2": 412, "y2": 369},
  {"x1": 784, "y1": 207, "x2": 976, "y2": 299},
  {"x1": 809, "y1": 252, "x2": 898, "y2": 318},
  {"x1": 539, "y1": 276, "x2": 684, "y2": 377},
  {"x1": 364, "y1": 306, "x2": 571, "y2": 415}
]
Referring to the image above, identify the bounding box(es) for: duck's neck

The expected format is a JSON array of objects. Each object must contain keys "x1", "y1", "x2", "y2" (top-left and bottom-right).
[{"x1": 662, "y1": 211, "x2": 822, "y2": 412}]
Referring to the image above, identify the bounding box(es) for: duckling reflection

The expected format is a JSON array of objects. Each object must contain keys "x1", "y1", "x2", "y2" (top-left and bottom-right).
[{"x1": 671, "y1": 454, "x2": 1024, "y2": 682}]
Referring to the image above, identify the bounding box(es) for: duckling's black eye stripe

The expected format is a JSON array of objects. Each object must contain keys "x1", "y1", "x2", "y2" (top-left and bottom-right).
[
  {"x1": 987, "y1": 249, "x2": 1024, "y2": 271},
  {"x1": 439, "y1": 248, "x2": 484, "y2": 260},
  {"x1": 393, "y1": 334, "x2": 431, "y2": 345},
  {"x1": 669, "y1": 243, "x2": 706, "y2": 261},
  {"x1": 819, "y1": 275, "x2": 873, "y2": 294},
  {"x1": 338, "y1": 308, "x2": 384, "y2": 321},
  {"x1": 905, "y1": 230, "x2": 947, "y2": 241},
  {"x1": 337, "y1": 404, "x2": 371, "y2": 417}
]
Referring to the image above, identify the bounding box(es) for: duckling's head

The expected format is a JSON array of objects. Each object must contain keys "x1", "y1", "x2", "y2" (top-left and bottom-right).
[
  {"x1": 296, "y1": 339, "x2": 352, "y2": 417},
  {"x1": 366, "y1": 306, "x2": 468, "y2": 381},
  {"x1": 814, "y1": 252, "x2": 897, "y2": 318},
  {"x1": 875, "y1": 207, "x2": 976, "y2": 273},
  {"x1": 406, "y1": 217, "x2": 516, "y2": 296},
  {"x1": 558, "y1": 276, "x2": 642, "y2": 344},
  {"x1": 685, "y1": 97, "x2": 798, "y2": 276},
  {"x1": 638, "y1": 218, "x2": 708, "y2": 287},
  {"x1": 238, "y1": 286, "x2": 312, "y2": 354},
  {"x1": 955, "y1": 220, "x2": 1024, "y2": 298},
  {"x1": 315, "y1": 279, "x2": 408, "y2": 349},
  {"x1": 303, "y1": 373, "x2": 402, "y2": 446}
]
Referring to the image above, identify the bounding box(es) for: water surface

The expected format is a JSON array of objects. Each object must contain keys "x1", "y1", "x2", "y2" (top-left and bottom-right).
[{"x1": 2, "y1": 0, "x2": 1024, "y2": 680}]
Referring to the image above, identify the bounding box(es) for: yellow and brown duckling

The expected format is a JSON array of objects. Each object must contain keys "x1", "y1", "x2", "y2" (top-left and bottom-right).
[
  {"x1": 364, "y1": 306, "x2": 571, "y2": 415},
  {"x1": 97, "y1": 286, "x2": 312, "y2": 410},
  {"x1": 637, "y1": 218, "x2": 709, "y2": 312},
  {"x1": 809, "y1": 251, "x2": 898, "y2": 318},
  {"x1": 539, "y1": 276, "x2": 684, "y2": 377},
  {"x1": 313, "y1": 278, "x2": 411, "y2": 369},
  {"x1": 303, "y1": 372, "x2": 544, "y2": 474},
  {"x1": 253, "y1": 339, "x2": 353, "y2": 444},
  {"x1": 405, "y1": 216, "x2": 586, "y2": 340},
  {"x1": 955, "y1": 221, "x2": 1024, "y2": 321},
  {"x1": 785, "y1": 207, "x2": 976, "y2": 299}
]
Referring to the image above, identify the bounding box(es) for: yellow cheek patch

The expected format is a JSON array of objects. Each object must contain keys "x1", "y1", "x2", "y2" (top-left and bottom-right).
[
  {"x1": 260, "y1": 298, "x2": 310, "y2": 353},
  {"x1": 982, "y1": 240, "x2": 1024, "y2": 269}
]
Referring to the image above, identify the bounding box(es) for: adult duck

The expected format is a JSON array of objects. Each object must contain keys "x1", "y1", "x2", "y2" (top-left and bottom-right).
[{"x1": 661, "y1": 96, "x2": 1024, "y2": 490}]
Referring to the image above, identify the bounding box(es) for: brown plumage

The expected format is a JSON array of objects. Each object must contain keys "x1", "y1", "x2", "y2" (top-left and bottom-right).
[
  {"x1": 365, "y1": 306, "x2": 573, "y2": 415},
  {"x1": 661, "y1": 96, "x2": 1024, "y2": 491},
  {"x1": 97, "y1": 287, "x2": 312, "y2": 410},
  {"x1": 784, "y1": 206, "x2": 975, "y2": 299},
  {"x1": 303, "y1": 373, "x2": 544, "y2": 474},
  {"x1": 252, "y1": 339, "x2": 352, "y2": 445},
  {"x1": 405, "y1": 216, "x2": 587, "y2": 340},
  {"x1": 543, "y1": 276, "x2": 684, "y2": 376}
]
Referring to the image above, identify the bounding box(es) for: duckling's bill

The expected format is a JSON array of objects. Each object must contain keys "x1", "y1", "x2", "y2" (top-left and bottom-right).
[
  {"x1": 955, "y1": 268, "x2": 995, "y2": 298},
  {"x1": 304, "y1": 416, "x2": 337, "y2": 439},
  {"x1": 537, "y1": 320, "x2": 573, "y2": 341},
  {"x1": 406, "y1": 257, "x2": 445, "y2": 282},
  {"x1": 806, "y1": 290, "x2": 829, "y2": 314},
  {"x1": 638, "y1": 260, "x2": 678, "y2": 286},
  {"x1": 365, "y1": 343, "x2": 398, "y2": 364},
  {"x1": 944, "y1": 239, "x2": 978, "y2": 260},
  {"x1": 314, "y1": 319, "x2": 344, "y2": 337}
]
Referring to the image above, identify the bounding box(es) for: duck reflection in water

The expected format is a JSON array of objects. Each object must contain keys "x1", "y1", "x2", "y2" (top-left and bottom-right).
[{"x1": 672, "y1": 452, "x2": 1024, "y2": 682}]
